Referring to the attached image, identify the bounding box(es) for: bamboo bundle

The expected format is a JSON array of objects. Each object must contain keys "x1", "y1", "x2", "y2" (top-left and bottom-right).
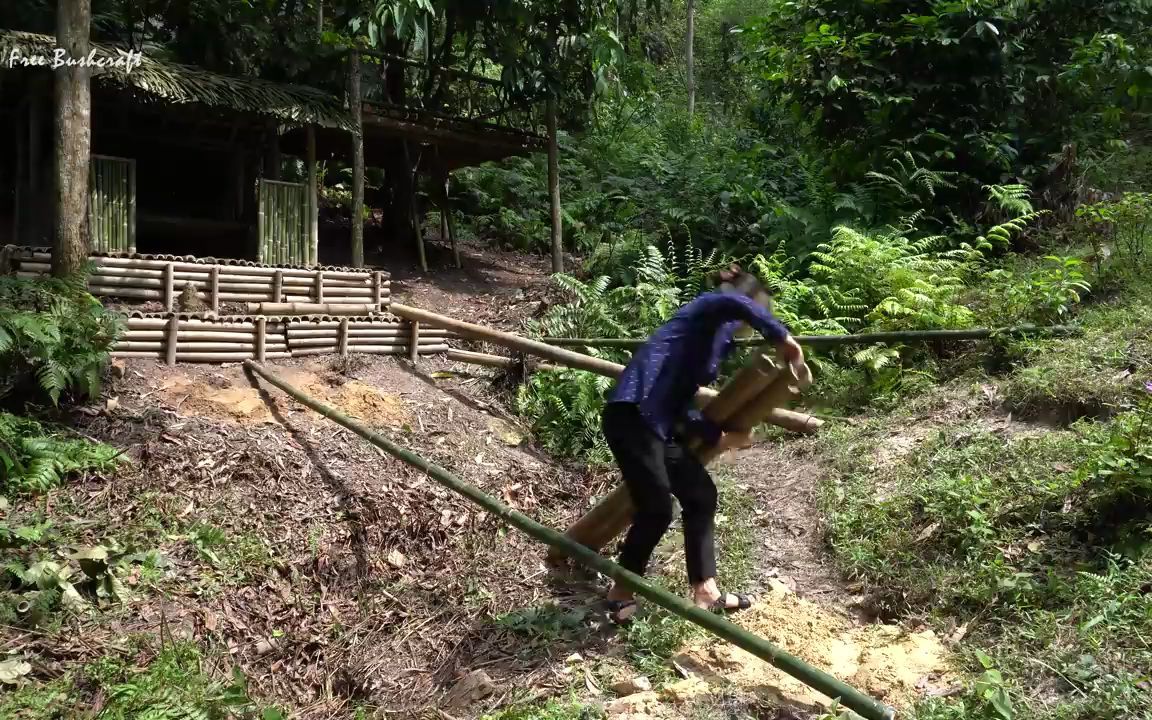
[
  {"x1": 15, "y1": 261, "x2": 376, "y2": 288},
  {"x1": 285, "y1": 328, "x2": 448, "y2": 339}
]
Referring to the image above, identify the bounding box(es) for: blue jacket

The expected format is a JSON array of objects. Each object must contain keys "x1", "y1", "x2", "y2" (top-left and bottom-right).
[{"x1": 607, "y1": 291, "x2": 789, "y2": 446}]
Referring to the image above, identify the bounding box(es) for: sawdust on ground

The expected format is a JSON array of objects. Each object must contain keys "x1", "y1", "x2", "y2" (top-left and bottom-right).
[
  {"x1": 661, "y1": 580, "x2": 958, "y2": 714},
  {"x1": 156, "y1": 366, "x2": 409, "y2": 428}
]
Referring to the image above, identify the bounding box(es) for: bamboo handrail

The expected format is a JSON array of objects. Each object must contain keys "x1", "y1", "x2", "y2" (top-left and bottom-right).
[{"x1": 241, "y1": 360, "x2": 896, "y2": 720}]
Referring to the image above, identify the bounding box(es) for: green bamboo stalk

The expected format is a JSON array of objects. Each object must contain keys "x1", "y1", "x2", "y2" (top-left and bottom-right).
[
  {"x1": 257, "y1": 182, "x2": 267, "y2": 264},
  {"x1": 541, "y1": 326, "x2": 1082, "y2": 350},
  {"x1": 242, "y1": 360, "x2": 897, "y2": 720}
]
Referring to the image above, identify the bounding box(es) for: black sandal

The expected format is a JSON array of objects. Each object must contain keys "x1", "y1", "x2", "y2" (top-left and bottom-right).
[
  {"x1": 709, "y1": 592, "x2": 753, "y2": 614},
  {"x1": 605, "y1": 599, "x2": 639, "y2": 625}
]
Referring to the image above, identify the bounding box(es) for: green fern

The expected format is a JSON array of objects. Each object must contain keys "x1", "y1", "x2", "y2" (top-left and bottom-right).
[
  {"x1": 0, "y1": 275, "x2": 121, "y2": 406},
  {"x1": 0, "y1": 413, "x2": 121, "y2": 494},
  {"x1": 985, "y1": 184, "x2": 1035, "y2": 215}
]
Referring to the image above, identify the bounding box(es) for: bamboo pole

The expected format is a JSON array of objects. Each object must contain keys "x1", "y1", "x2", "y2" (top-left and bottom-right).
[
  {"x1": 288, "y1": 344, "x2": 449, "y2": 357},
  {"x1": 246, "y1": 302, "x2": 377, "y2": 316},
  {"x1": 117, "y1": 341, "x2": 286, "y2": 352},
  {"x1": 165, "y1": 316, "x2": 179, "y2": 366},
  {"x1": 373, "y1": 271, "x2": 383, "y2": 308},
  {"x1": 114, "y1": 351, "x2": 291, "y2": 362},
  {"x1": 445, "y1": 348, "x2": 558, "y2": 371},
  {"x1": 314, "y1": 270, "x2": 324, "y2": 303},
  {"x1": 409, "y1": 321, "x2": 420, "y2": 363},
  {"x1": 307, "y1": 127, "x2": 319, "y2": 266},
  {"x1": 542, "y1": 327, "x2": 1083, "y2": 349},
  {"x1": 257, "y1": 181, "x2": 266, "y2": 264},
  {"x1": 339, "y1": 318, "x2": 349, "y2": 357},
  {"x1": 163, "y1": 263, "x2": 175, "y2": 311},
  {"x1": 127, "y1": 158, "x2": 136, "y2": 253},
  {"x1": 241, "y1": 361, "x2": 895, "y2": 720},
  {"x1": 389, "y1": 303, "x2": 821, "y2": 431},
  {"x1": 256, "y1": 317, "x2": 267, "y2": 363},
  {"x1": 209, "y1": 266, "x2": 220, "y2": 313},
  {"x1": 272, "y1": 270, "x2": 284, "y2": 303}
]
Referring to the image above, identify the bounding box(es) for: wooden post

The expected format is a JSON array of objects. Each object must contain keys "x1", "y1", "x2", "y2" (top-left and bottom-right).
[
  {"x1": 209, "y1": 266, "x2": 220, "y2": 313},
  {"x1": 272, "y1": 270, "x2": 284, "y2": 302},
  {"x1": 163, "y1": 262, "x2": 175, "y2": 311},
  {"x1": 306, "y1": 126, "x2": 319, "y2": 266},
  {"x1": 348, "y1": 50, "x2": 365, "y2": 268},
  {"x1": 165, "y1": 316, "x2": 179, "y2": 366},
  {"x1": 409, "y1": 320, "x2": 420, "y2": 363},
  {"x1": 546, "y1": 93, "x2": 563, "y2": 274},
  {"x1": 0, "y1": 245, "x2": 14, "y2": 275},
  {"x1": 255, "y1": 317, "x2": 267, "y2": 362},
  {"x1": 339, "y1": 318, "x2": 349, "y2": 357},
  {"x1": 314, "y1": 269, "x2": 324, "y2": 303},
  {"x1": 441, "y1": 172, "x2": 460, "y2": 269},
  {"x1": 372, "y1": 270, "x2": 383, "y2": 309}
]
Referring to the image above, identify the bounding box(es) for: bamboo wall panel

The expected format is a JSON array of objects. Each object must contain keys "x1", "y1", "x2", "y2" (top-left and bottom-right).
[
  {"x1": 88, "y1": 156, "x2": 135, "y2": 254},
  {"x1": 258, "y1": 179, "x2": 308, "y2": 266}
]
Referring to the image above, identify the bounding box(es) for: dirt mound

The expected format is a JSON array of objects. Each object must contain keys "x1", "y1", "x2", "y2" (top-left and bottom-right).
[
  {"x1": 671, "y1": 580, "x2": 958, "y2": 713},
  {"x1": 157, "y1": 366, "x2": 408, "y2": 428}
]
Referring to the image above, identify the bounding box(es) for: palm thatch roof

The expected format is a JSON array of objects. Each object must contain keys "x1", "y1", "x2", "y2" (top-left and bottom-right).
[{"x1": 0, "y1": 30, "x2": 353, "y2": 131}]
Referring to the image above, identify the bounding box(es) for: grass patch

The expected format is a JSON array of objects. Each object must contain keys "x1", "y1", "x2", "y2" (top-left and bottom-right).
[
  {"x1": 817, "y1": 386, "x2": 1152, "y2": 719},
  {"x1": 999, "y1": 295, "x2": 1152, "y2": 423},
  {"x1": 0, "y1": 640, "x2": 282, "y2": 719},
  {"x1": 480, "y1": 698, "x2": 603, "y2": 720}
]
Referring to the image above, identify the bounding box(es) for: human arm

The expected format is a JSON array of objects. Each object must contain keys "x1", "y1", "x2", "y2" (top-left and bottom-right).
[{"x1": 698, "y1": 293, "x2": 804, "y2": 364}]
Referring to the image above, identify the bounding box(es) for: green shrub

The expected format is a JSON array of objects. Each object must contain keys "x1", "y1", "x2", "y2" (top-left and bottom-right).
[
  {"x1": 0, "y1": 274, "x2": 121, "y2": 406},
  {"x1": 0, "y1": 413, "x2": 121, "y2": 494}
]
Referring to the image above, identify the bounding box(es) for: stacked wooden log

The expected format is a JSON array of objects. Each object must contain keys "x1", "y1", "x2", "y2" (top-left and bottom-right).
[
  {"x1": 546, "y1": 347, "x2": 814, "y2": 565},
  {"x1": 5, "y1": 246, "x2": 390, "y2": 311}
]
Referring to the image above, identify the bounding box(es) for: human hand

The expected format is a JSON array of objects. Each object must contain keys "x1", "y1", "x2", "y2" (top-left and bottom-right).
[{"x1": 777, "y1": 335, "x2": 804, "y2": 364}]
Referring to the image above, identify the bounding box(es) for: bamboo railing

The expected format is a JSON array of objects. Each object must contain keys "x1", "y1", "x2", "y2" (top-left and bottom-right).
[{"x1": 7, "y1": 246, "x2": 390, "y2": 312}]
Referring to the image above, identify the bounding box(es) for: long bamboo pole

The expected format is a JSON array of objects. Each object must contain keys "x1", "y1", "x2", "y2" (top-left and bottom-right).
[
  {"x1": 389, "y1": 303, "x2": 821, "y2": 432},
  {"x1": 542, "y1": 326, "x2": 1082, "y2": 349},
  {"x1": 241, "y1": 361, "x2": 895, "y2": 720}
]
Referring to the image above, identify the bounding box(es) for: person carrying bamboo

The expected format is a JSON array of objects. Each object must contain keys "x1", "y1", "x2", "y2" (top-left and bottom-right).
[{"x1": 602, "y1": 265, "x2": 804, "y2": 624}]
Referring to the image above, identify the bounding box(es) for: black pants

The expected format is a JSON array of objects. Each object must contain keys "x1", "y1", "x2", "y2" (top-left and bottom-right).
[{"x1": 602, "y1": 402, "x2": 718, "y2": 584}]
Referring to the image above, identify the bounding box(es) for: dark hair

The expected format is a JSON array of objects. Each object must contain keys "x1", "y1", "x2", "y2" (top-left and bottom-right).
[{"x1": 715, "y1": 264, "x2": 768, "y2": 299}]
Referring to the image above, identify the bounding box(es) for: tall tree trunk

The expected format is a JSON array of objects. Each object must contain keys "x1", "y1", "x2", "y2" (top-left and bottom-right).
[
  {"x1": 316, "y1": 0, "x2": 323, "y2": 33},
  {"x1": 349, "y1": 50, "x2": 365, "y2": 267},
  {"x1": 547, "y1": 94, "x2": 563, "y2": 274},
  {"x1": 53, "y1": 0, "x2": 92, "y2": 277},
  {"x1": 686, "y1": 0, "x2": 696, "y2": 117}
]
